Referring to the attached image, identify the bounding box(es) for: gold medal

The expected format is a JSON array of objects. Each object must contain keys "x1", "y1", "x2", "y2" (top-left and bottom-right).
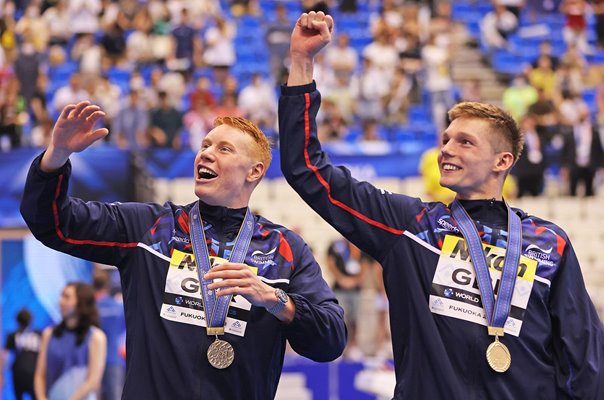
[
  {"x1": 486, "y1": 336, "x2": 511, "y2": 373},
  {"x1": 207, "y1": 339, "x2": 234, "y2": 369}
]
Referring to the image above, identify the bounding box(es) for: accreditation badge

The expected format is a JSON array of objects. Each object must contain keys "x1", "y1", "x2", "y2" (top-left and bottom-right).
[
  {"x1": 428, "y1": 235, "x2": 538, "y2": 337},
  {"x1": 159, "y1": 250, "x2": 256, "y2": 337}
]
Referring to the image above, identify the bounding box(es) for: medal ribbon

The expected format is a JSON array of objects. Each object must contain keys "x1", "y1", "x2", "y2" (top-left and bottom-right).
[
  {"x1": 450, "y1": 199, "x2": 522, "y2": 333},
  {"x1": 189, "y1": 201, "x2": 254, "y2": 335}
]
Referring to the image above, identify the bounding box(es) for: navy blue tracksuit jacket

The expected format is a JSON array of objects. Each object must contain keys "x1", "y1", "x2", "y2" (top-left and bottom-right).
[
  {"x1": 279, "y1": 82, "x2": 604, "y2": 399},
  {"x1": 20, "y1": 154, "x2": 346, "y2": 399}
]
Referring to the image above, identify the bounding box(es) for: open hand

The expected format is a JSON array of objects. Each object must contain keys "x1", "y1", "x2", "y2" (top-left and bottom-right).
[
  {"x1": 51, "y1": 101, "x2": 109, "y2": 153},
  {"x1": 41, "y1": 101, "x2": 109, "y2": 172}
]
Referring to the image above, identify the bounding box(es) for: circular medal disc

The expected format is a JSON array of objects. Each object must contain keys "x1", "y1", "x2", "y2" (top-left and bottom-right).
[
  {"x1": 486, "y1": 340, "x2": 511, "y2": 373},
  {"x1": 207, "y1": 339, "x2": 235, "y2": 369}
]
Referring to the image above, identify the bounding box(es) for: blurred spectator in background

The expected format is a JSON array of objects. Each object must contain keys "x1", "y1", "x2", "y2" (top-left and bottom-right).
[
  {"x1": 30, "y1": 73, "x2": 53, "y2": 148},
  {"x1": 214, "y1": 91, "x2": 243, "y2": 119},
  {"x1": 125, "y1": 7, "x2": 155, "y2": 69},
  {"x1": 203, "y1": 15, "x2": 236, "y2": 84},
  {"x1": 558, "y1": 89, "x2": 589, "y2": 125},
  {"x1": 14, "y1": 40, "x2": 40, "y2": 105},
  {"x1": 169, "y1": 8, "x2": 201, "y2": 75},
  {"x1": 354, "y1": 57, "x2": 389, "y2": 122},
  {"x1": 384, "y1": 66, "x2": 412, "y2": 126},
  {"x1": 358, "y1": 254, "x2": 391, "y2": 360},
  {"x1": 72, "y1": 33, "x2": 103, "y2": 77},
  {"x1": 530, "y1": 40, "x2": 560, "y2": 70},
  {"x1": 266, "y1": 3, "x2": 292, "y2": 82},
  {"x1": 189, "y1": 75, "x2": 216, "y2": 110},
  {"x1": 339, "y1": 0, "x2": 357, "y2": 13},
  {"x1": 35, "y1": 282, "x2": 107, "y2": 400},
  {"x1": 358, "y1": 118, "x2": 386, "y2": 143},
  {"x1": 15, "y1": 4, "x2": 49, "y2": 53},
  {"x1": 310, "y1": 51, "x2": 335, "y2": 90},
  {"x1": 152, "y1": 68, "x2": 187, "y2": 110},
  {"x1": 0, "y1": 4, "x2": 18, "y2": 64},
  {"x1": 597, "y1": 84, "x2": 604, "y2": 127},
  {"x1": 69, "y1": 0, "x2": 102, "y2": 44},
  {"x1": 237, "y1": 73, "x2": 278, "y2": 129},
  {"x1": 595, "y1": 0, "x2": 604, "y2": 49},
  {"x1": 362, "y1": 27, "x2": 398, "y2": 83},
  {"x1": 513, "y1": 113, "x2": 546, "y2": 197},
  {"x1": 325, "y1": 33, "x2": 358, "y2": 80},
  {"x1": 93, "y1": 268, "x2": 126, "y2": 400},
  {"x1": 42, "y1": 0, "x2": 71, "y2": 47},
  {"x1": 148, "y1": 90, "x2": 183, "y2": 149},
  {"x1": 323, "y1": 73, "x2": 356, "y2": 125},
  {"x1": 326, "y1": 238, "x2": 366, "y2": 360},
  {"x1": 500, "y1": 0, "x2": 525, "y2": 18},
  {"x1": 2, "y1": 308, "x2": 41, "y2": 400},
  {"x1": 528, "y1": 87, "x2": 559, "y2": 144},
  {"x1": 560, "y1": 0, "x2": 591, "y2": 54},
  {"x1": 555, "y1": 61, "x2": 584, "y2": 96},
  {"x1": 529, "y1": 54, "x2": 558, "y2": 99},
  {"x1": 422, "y1": 33, "x2": 453, "y2": 132},
  {"x1": 183, "y1": 89, "x2": 215, "y2": 151},
  {"x1": 560, "y1": 109, "x2": 604, "y2": 196},
  {"x1": 100, "y1": 21, "x2": 127, "y2": 69},
  {"x1": 0, "y1": 75, "x2": 22, "y2": 151},
  {"x1": 112, "y1": 89, "x2": 149, "y2": 151},
  {"x1": 90, "y1": 75, "x2": 122, "y2": 131},
  {"x1": 317, "y1": 97, "x2": 348, "y2": 142},
  {"x1": 52, "y1": 73, "x2": 90, "y2": 117},
  {"x1": 230, "y1": 0, "x2": 260, "y2": 17},
  {"x1": 480, "y1": 2, "x2": 518, "y2": 52},
  {"x1": 459, "y1": 78, "x2": 483, "y2": 103},
  {"x1": 148, "y1": 3, "x2": 173, "y2": 64}
]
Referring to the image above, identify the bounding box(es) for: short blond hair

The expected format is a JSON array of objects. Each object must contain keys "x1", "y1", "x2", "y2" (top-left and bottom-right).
[
  {"x1": 213, "y1": 116, "x2": 272, "y2": 171},
  {"x1": 448, "y1": 102, "x2": 524, "y2": 162}
]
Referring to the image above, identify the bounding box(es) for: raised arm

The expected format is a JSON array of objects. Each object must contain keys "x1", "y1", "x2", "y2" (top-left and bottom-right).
[
  {"x1": 287, "y1": 11, "x2": 334, "y2": 86},
  {"x1": 280, "y1": 13, "x2": 424, "y2": 260},
  {"x1": 20, "y1": 102, "x2": 167, "y2": 267},
  {"x1": 41, "y1": 101, "x2": 109, "y2": 172}
]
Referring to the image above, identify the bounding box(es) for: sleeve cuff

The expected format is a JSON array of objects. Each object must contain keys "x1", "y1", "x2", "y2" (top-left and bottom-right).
[
  {"x1": 280, "y1": 81, "x2": 317, "y2": 96},
  {"x1": 32, "y1": 152, "x2": 71, "y2": 179},
  {"x1": 286, "y1": 293, "x2": 309, "y2": 326}
]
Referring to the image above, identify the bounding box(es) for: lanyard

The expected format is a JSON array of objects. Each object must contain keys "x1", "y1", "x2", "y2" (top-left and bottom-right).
[
  {"x1": 450, "y1": 199, "x2": 522, "y2": 335},
  {"x1": 189, "y1": 201, "x2": 254, "y2": 335}
]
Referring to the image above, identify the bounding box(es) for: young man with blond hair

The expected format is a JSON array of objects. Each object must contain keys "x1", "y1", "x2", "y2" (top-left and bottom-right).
[
  {"x1": 20, "y1": 102, "x2": 346, "y2": 399},
  {"x1": 279, "y1": 11, "x2": 604, "y2": 399}
]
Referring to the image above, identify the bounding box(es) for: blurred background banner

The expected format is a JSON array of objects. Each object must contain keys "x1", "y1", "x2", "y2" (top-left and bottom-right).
[
  {"x1": 0, "y1": 148, "x2": 133, "y2": 228},
  {"x1": 1, "y1": 146, "x2": 423, "y2": 228}
]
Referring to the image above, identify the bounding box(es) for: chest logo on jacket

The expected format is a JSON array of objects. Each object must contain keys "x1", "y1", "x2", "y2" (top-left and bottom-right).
[
  {"x1": 429, "y1": 235, "x2": 538, "y2": 337},
  {"x1": 160, "y1": 250, "x2": 257, "y2": 337}
]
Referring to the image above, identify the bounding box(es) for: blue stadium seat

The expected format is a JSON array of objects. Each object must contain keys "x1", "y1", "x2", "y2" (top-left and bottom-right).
[
  {"x1": 48, "y1": 61, "x2": 79, "y2": 81},
  {"x1": 408, "y1": 105, "x2": 432, "y2": 124},
  {"x1": 582, "y1": 88, "x2": 598, "y2": 115},
  {"x1": 491, "y1": 50, "x2": 526, "y2": 75},
  {"x1": 588, "y1": 51, "x2": 604, "y2": 65},
  {"x1": 451, "y1": 3, "x2": 484, "y2": 24}
]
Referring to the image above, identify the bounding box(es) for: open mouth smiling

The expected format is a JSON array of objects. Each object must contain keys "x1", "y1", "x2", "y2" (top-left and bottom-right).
[
  {"x1": 198, "y1": 166, "x2": 218, "y2": 180},
  {"x1": 442, "y1": 163, "x2": 461, "y2": 171}
]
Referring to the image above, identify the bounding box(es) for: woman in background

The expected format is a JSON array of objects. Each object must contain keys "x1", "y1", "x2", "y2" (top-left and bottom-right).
[{"x1": 34, "y1": 282, "x2": 107, "y2": 400}]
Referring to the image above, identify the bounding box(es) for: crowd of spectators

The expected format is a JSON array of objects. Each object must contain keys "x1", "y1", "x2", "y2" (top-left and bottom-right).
[{"x1": 0, "y1": 0, "x2": 602, "y2": 198}]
